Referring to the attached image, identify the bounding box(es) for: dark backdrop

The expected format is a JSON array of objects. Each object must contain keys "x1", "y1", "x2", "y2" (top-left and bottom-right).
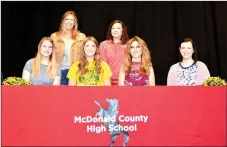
[{"x1": 2, "y1": 1, "x2": 227, "y2": 85}]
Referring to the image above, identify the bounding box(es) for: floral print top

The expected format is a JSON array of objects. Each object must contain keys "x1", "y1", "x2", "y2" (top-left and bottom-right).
[
  {"x1": 124, "y1": 62, "x2": 149, "y2": 86},
  {"x1": 176, "y1": 62, "x2": 197, "y2": 86}
]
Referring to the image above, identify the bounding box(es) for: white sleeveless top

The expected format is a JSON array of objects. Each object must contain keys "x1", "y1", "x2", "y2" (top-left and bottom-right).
[{"x1": 61, "y1": 43, "x2": 71, "y2": 70}]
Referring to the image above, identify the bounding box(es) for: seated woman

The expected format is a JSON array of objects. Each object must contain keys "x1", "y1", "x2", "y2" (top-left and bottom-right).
[
  {"x1": 118, "y1": 36, "x2": 155, "y2": 86},
  {"x1": 22, "y1": 37, "x2": 61, "y2": 85},
  {"x1": 67, "y1": 36, "x2": 112, "y2": 86},
  {"x1": 167, "y1": 38, "x2": 210, "y2": 86}
]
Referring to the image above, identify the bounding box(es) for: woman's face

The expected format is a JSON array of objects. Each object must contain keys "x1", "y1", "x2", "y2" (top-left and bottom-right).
[
  {"x1": 40, "y1": 40, "x2": 53, "y2": 57},
  {"x1": 64, "y1": 14, "x2": 76, "y2": 30},
  {"x1": 130, "y1": 41, "x2": 142, "y2": 59},
  {"x1": 180, "y1": 41, "x2": 194, "y2": 60},
  {"x1": 111, "y1": 23, "x2": 123, "y2": 39},
  {"x1": 84, "y1": 40, "x2": 97, "y2": 57}
]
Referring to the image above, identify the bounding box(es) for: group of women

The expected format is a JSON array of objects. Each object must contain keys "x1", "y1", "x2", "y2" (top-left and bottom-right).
[{"x1": 22, "y1": 11, "x2": 210, "y2": 86}]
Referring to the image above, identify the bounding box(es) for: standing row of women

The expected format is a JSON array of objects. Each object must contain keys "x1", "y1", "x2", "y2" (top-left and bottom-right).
[{"x1": 22, "y1": 10, "x2": 210, "y2": 86}]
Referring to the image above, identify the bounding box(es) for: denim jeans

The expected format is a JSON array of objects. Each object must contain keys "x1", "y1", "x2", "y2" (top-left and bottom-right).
[{"x1": 61, "y1": 69, "x2": 69, "y2": 85}]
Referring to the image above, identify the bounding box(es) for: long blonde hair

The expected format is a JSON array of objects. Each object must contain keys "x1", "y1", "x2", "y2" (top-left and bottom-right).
[
  {"x1": 58, "y1": 11, "x2": 79, "y2": 39},
  {"x1": 78, "y1": 36, "x2": 102, "y2": 75},
  {"x1": 32, "y1": 37, "x2": 57, "y2": 78},
  {"x1": 123, "y1": 36, "x2": 152, "y2": 75}
]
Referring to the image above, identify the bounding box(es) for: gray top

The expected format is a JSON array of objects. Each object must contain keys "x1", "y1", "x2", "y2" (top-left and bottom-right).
[{"x1": 23, "y1": 59, "x2": 61, "y2": 85}]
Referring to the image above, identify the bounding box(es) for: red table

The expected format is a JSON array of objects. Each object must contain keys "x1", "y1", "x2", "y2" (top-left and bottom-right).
[{"x1": 2, "y1": 86, "x2": 226, "y2": 146}]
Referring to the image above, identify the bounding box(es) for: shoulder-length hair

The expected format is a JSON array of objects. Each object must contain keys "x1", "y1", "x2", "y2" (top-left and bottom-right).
[
  {"x1": 106, "y1": 20, "x2": 129, "y2": 45},
  {"x1": 32, "y1": 37, "x2": 57, "y2": 78},
  {"x1": 58, "y1": 11, "x2": 80, "y2": 39},
  {"x1": 178, "y1": 37, "x2": 198, "y2": 62},
  {"x1": 123, "y1": 36, "x2": 152, "y2": 76},
  {"x1": 78, "y1": 36, "x2": 102, "y2": 75}
]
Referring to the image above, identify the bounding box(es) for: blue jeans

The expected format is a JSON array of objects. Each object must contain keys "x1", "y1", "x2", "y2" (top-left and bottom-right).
[{"x1": 61, "y1": 69, "x2": 69, "y2": 85}]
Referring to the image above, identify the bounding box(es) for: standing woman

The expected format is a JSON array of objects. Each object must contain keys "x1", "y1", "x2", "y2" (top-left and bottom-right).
[
  {"x1": 51, "y1": 11, "x2": 86, "y2": 85},
  {"x1": 67, "y1": 36, "x2": 112, "y2": 86},
  {"x1": 118, "y1": 36, "x2": 155, "y2": 86},
  {"x1": 99, "y1": 20, "x2": 129, "y2": 85},
  {"x1": 167, "y1": 38, "x2": 210, "y2": 86},
  {"x1": 22, "y1": 37, "x2": 61, "y2": 85}
]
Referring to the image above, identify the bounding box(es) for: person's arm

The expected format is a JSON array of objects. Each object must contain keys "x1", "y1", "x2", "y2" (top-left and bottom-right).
[
  {"x1": 67, "y1": 62, "x2": 79, "y2": 86},
  {"x1": 196, "y1": 61, "x2": 210, "y2": 85},
  {"x1": 22, "y1": 70, "x2": 31, "y2": 82},
  {"x1": 148, "y1": 66, "x2": 155, "y2": 86},
  {"x1": 68, "y1": 79, "x2": 77, "y2": 86},
  {"x1": 99, "y1": 42, "x2": 107, "y2": 62},
  {"x1": 50, "y1": 33, "x2": 57, "y2": 43},
  {"x1": 22, "y1": 59, "x2": 33, "y2": 82},
  {"x1": 118, "y1": 66, "x2": 125, "y2": 86},
  {"x1": 53, "y1": 64, "x2": 61, "y2": 85},
  {"x1": 102, "y1": 61, "x2": 112, "y2": 86},
  {"x1": 71, "y1": 33, "x2": 87, "y2": 63},
  {"x1": 50, "y1": 33, "x2": 55, "y2": 39},
  {"x1": 167, "y1": 64, "x2": 177, "y2": 86},
  {"x1": 79, "y1": 32, "x2": 86, "y2": 40},
  {"x1": 104, "y1": 78, "x2": 111, "y2": 86},
  {"x1": 53, "y1": 76, "x2": 61, "y2": 85}
]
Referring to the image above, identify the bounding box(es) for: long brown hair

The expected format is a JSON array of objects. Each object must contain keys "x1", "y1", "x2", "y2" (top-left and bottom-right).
[
  {"x1": 78, "y1": 36, "x2": 102, "y2": 75},
  {"x1": 32, "y1": 37, "x2": 57, "y2": 78},
  {"x1": 123, "y1": 36, "x2": 152, "y2": 75},
  {"x1": 58, "y1": 11, "x2": 80, "y2": 39},
  {"x1": 106, "y1": 20, "x2": 129, "y2": 44}
]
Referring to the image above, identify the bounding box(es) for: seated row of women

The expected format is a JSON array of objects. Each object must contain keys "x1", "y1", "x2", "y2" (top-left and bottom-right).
[
  {"x1": 22, "y1": 11, "x2": 210, "y2": 86},
  {"x1": 22, "y1": 35, "x2": 210, "y2": 86}
]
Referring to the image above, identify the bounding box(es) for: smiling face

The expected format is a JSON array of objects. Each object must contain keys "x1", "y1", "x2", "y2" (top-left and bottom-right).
[
  {"x1": 179, "y1": 41, "x2": 194, "y2": 60},
  {"x1": 63, "y1": 14, "x2": 76, "y2": 30},
  {"x1": 130, "y1": 41, "x2": 143, "y2": 59},
  {"x1": 40, "y1": 40, "x2": 53, "y2": 57},
  {"x1": 84, "y1": 40, "x2": 97, "y2": 57},
  {"x1": 111, "y1": 23, "x2": 123, "y2": 39}
]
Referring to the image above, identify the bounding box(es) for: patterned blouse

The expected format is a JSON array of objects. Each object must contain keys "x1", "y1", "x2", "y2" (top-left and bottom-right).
[
  {"x1": 167, "y1": 61, "x2": 210, "y2": 86},
  {"x1": 124, "y1": 62, "x2": 149, "y2": 86},
  {"x1": 177, "y1": 62, "x2": 197, "y2": 86}
]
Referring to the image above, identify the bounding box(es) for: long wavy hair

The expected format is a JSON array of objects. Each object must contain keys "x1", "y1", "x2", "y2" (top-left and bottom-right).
[
  {"x1": 178, "y1": 37, "x2": 198, "y2": 62},
  {"x1": 78, "y1": 36, "x2": 102, "y2": 75},
  {"x1": 32, "y1": 37, "x2": 57, "y2": 78},
  {"x1": 106, "y1": 20, "x2": 129, "y2": 44},
  {"x1": 58, "y1": 11, "x2": 80, "y2": 39},
  {"x1": 123, "y1": 36, "x2": 152, "y2": 76}
]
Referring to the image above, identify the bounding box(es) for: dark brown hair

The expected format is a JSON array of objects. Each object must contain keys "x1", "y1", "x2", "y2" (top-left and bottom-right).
[
  {"x1": 179, "y1": 37, "x2": 198, "y2": 62},
  {"x1": 106, "y1": 20, "x2": 129, "y2": 45}
]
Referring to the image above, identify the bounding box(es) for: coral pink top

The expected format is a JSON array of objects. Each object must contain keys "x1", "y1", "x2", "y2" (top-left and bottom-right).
[{"x1": 99, "y1": 40, "x2": 125, "y2": 84}]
